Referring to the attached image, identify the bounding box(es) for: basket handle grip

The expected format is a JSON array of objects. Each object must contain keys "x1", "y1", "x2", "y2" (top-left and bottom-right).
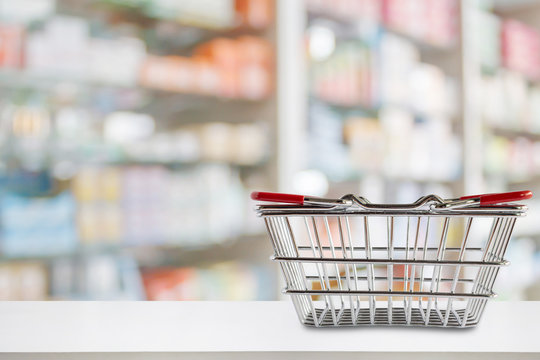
[
  {"x1": 460, "y1": 190, "x2": 532, "y2": 205},
  {"x1": 251, "y1": 191, "x2": 305, "y2": 204}
]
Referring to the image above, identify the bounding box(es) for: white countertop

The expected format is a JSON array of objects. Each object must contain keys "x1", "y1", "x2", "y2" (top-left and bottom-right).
[{"x1": 0, "y1": 301, "x2": 539, "y2": 359}]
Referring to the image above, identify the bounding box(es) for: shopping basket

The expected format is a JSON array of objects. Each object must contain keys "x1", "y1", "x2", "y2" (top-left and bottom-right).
[{"x1": 252, "y1": 190, "x2": 532, "y2": 328}]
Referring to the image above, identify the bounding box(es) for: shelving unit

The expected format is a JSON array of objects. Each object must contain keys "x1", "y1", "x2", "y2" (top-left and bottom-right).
[
  {"x1": 297, "y1": 0, "x2": 463, "y2": 205},
  {"x1": 281, "y1": 0, "x2": 540, "y2": 301},
  {"x1": 1, "y1": 0, "x2": 539, "y2": 302},
  {"x1": 461, "y1": 0, "x2": 540, "y2": 299},
  {"x1": 0, "y1": 0, "x2": 277, "y2": 301}
]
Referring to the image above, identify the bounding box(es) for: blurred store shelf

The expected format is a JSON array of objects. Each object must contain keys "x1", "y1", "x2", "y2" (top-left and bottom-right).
[
  {"x1": 0, "y1": 0, "x2": 277, "y2": 301},
  {"x1": 1, "y1": 0, "x2": 540, "y2": 302}
]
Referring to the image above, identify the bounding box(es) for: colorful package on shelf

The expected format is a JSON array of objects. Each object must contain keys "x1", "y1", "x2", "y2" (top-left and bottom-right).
[
  {"x1": 121, "y1": 166, "x2": 169, "y2": 244},
  {"x1": 140, "y1": 37, "x2": 273, "y2": 99},
  {"x1": 311, "y1": 41, "x2": 374, "y2": 107},
  {"x1": 502, "y1": 19, "x2": 540, "y2": 80},
  {"x1": 142, "y1": 262, "x2": 270, "y2": 300},
  {"x1": 72, "y1": 164, "x2": 246, "y2": 246},
  {"x1": 0, "y1": 192, "x2": 77, "y2": 256},
  {"x1": 194, "y1": 36, "x2": 273, "y2": 99},
  {"x1": 235, "y1": 0, "x2": 274, "y2": 29},
  {"x1": 381, "y1": 0, "x2": 458, "y2": 47},
  {"x1": 0, "y1": 262, "x2": 47, "y2": 300},
  {"x1": 0, "y1": 24, "x2": 24, "y2": 68},
  {"x1": 236, "y1": 36, "x2": 274, "y2": 99},
  {"x1": 73, "y1": 167, "x2": 123, "y2": 244}
]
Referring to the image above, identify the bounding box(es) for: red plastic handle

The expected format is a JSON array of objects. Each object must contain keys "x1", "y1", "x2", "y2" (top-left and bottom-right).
[
  {"x1": 460, "y1": 190, "x2": 532, "y2": 205},
  {"x1": 251, "y1": 191, "x2": 305, "y2": 204}
]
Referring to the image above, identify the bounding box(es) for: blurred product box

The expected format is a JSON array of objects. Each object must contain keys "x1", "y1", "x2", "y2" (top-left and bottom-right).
[
  {"x1": 308, "y1": 103, "x2": 352, "y2": 180},
  {"x1": 71, "y1": 164, "x2": 247, "y2": 246},
  {"x1": 147, "y1": 0, "x2": 235, "y2": 29},
  {"x1": 0, "y1": 262, "x2": 47, "y2": 300},
  {"x1": 0, "y1": 25, "x2": 24, "y2": 68},
  {"x1": 484, "y1": 135, "x2": 540, "y2": 180},
  {"x1": 0, "y1": 192, "x2": 77, "y2": 257},
  {"x1": 25, "y1": 15, "x2": 90, "y2": 78},
  {"x1": 475, "y1": 9, "x2": 501, "y2": 72},
  {"x1": 311, "y1": 41, "x2": 373, "y2": 107},
  {"x1": 236, "y1": 0, "x2": 274, "y2": 29},
  {"x1": 379, "y1": 33, "x2": 419, "y2": 107},
  {"x1": 142, "y1": 262, "x2": 270, "y2": 301},
  {"x1": 344, "y1": 116, "x2": 385, "y2": 172},
  {"x1": 382, "y1": 0, "x2": 458, "y2": 47},
  {"x1": 140, "y1": 36, "x2": 273, "y2": 99},
  {"x1": 502, "y1": 19, "x2": 540, "y2": 80},
  {"x1": 89, "y1": 37, "x2": 146, "y2": 87},
  {"x1": 49, "y1": 255, "x2": 144, "y2": 300},
  {"x1": 140, "y1": 56, "x2": 195, "y2": 93}
]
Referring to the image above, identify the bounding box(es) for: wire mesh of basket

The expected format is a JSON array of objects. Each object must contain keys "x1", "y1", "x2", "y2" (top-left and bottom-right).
[{"x1": 253, "y1": 190, "x2": 532, "y2": 328}]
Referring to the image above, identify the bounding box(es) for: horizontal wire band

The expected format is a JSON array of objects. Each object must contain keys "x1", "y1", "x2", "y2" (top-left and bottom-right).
[
  {"x1": 296, "y1": 246, "x2": 484, "y2": 252},
  {"x1": 303, "y1": 275, "x2": 476, "y2": 283},
  {"x1": 257, "y1": 210, "x2": 525, "y2": 217},
  {"x1": 284, "y1": 289, "x2": 495, "y2": 298},
  {"x1": 272, "y1": 255, "x2": 508, "y2": 266}
]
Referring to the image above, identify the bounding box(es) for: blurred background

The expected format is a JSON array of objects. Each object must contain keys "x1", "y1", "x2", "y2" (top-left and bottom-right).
[{"x1": 0, "y1": 0, "x2": 539, "y2": 301}]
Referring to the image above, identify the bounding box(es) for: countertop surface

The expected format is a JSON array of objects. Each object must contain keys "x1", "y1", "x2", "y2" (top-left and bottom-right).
[{"x1": 0, "y1": 301, "x2": 539, "y2": 357}]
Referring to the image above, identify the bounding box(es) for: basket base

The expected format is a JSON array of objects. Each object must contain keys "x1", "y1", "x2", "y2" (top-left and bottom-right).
[{"x1": 301, "y1": 307, "x2": 479, "y2": 328}]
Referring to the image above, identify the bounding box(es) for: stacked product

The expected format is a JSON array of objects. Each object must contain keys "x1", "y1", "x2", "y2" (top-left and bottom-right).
[
  {"x1": 72, "y1": 164, "x2": 246, "y2": 246},
  {"x1": 0, "y1": 192, "x2": 77, "y2": 257},
  {"x1": 0, "y1": 9, "x2": 274, "y2": 100},
  {"x1": 308, "y1": 30, "x2": 460, "y2": 182},
  {"x1": 0, "y1": 262, "x2": 47, "y2": 300},
  {"x1": 306, "y1": 0, "x2": 458, "y2": 47},
  {"x1": 140, "y1": 36, "x2": 273, "y2": 99},
  {"x1": 142, "y1": 262, "x2": 275, "y2": 300},
  {"x1": 502, "y1": 19, "x2": 540, "y2": 81}
]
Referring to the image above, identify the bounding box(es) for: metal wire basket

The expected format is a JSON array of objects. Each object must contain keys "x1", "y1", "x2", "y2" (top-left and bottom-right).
[{"x1": 252, "y1": 190, "x2": 532, "y2": 328}]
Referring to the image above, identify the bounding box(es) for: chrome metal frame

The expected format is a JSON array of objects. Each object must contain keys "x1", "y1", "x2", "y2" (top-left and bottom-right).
[{"x1": 256, "y1": 194, "x2": 526, "y2": 328}]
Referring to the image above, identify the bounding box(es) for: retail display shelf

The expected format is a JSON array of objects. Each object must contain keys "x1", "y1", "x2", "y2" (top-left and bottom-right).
[
  {"x1": 58, "y1": 0, "x2": 269, "y2": 33},
  {"x1": 0, "y1": 232, "x2": 266, "y2": 261},
  {"x1": 0, "y1": 301, "x2": 538, "y2": 359},
  {"x1": 5, "y1": 158, "x2": 270, "y2": 170},
  {"x1": 489, "y1": 126, "x2": 540, "y2": 141},
  {"x1": 0, "y1": 70, "x2": 270, "y2": 103},
  {"x1": 306, "y1": 9, "x2": 457, "y2": 53},
  {"x1": 310, "y1": 96, "x2": 459, "y2": 123}
]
